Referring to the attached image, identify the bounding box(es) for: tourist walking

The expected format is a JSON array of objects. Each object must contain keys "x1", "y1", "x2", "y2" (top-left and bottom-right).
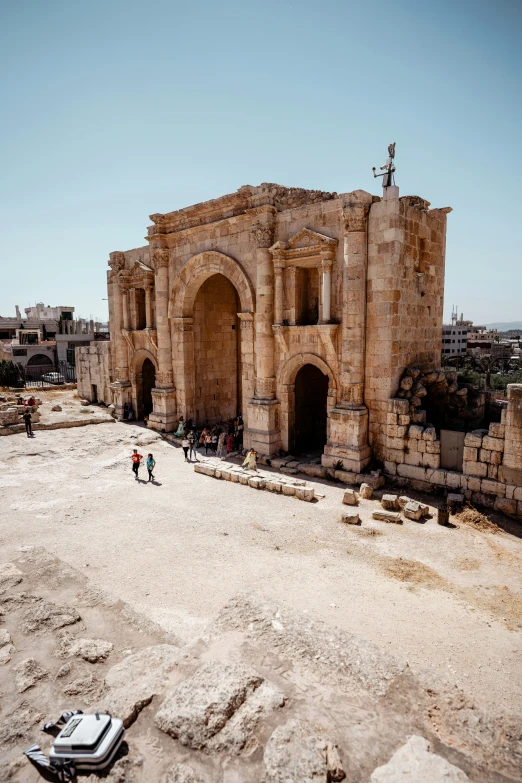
[
  {"x1": 131, "y1": 448, "x2": 143, "y2": 479},
  {"x1": 242, "y1": 448, "x2": 258, "y2": 471},
  {"x1": 182, "y1": 436, "x2": 190, "y2": 461},
  {"x1": 187, "y1": 431, "x2": 198, "y2": 462},
  {"x1": 146, "y1": 453, "x2": 156, "y2": 482},
  {"x1": 23, "y1": 410, "x2": 33, "y2": 438}
]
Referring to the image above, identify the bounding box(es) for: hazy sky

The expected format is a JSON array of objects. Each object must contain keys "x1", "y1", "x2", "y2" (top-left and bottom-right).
[{"x1": 1, "y1": 0, "x2": 520, "y2": 324}]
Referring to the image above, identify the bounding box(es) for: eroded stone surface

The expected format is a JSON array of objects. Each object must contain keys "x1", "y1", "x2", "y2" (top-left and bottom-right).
[
  {"x1": 165, "y1": 764, "x2": 205, "y2": 783},
  {"x1": 21, "y1": 599, "x2": 81, "y2": 633},
  {"x1": 13, "y1": 658, "x2": 48, "y2": 692},
  {"x1": 155, "y1": 661, "x2": 265, "y2": 750},
  {"x1": 372, "y1": 510, "x2": 402, "y2": 524},
  {"x1": 0, "y1": 705, "x2": 44, "y2": 745},
  {"x1": 370, "y1": 735, "x2": 468, "y2": 782},
  {"x1": 0, "y1": 563, "x2": 23, "y2": 594},
  {"x1": 58, "y1": 634, "x2": 114, "y2": 662},
  {"x1": 103, "y1": 644, "x2": 181, "y2": 727},
  {"x1": 263, "y1": 719, "x2": 345, "y2": 783}
]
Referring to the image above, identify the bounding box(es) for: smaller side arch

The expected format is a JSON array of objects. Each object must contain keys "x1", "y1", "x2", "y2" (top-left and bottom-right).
[
  {"x1": 131, "y1": 349, "x2": 158, "y2": 374},
  {"x1": 277, "y1": 352, "x2": 338, "y2": 391}
]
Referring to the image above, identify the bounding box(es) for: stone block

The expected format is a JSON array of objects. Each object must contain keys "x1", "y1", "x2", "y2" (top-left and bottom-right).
[
  {"x1": 499, "y1": 465, "x2": 522, "y2": 485},
  {"x1": 422, "y1": 453, "x2": 440, "y2": 469},
  {"x1": 239, "y1": 473, "x2": 250, "y2": 485},
  {"x1": 300, "y1": 464, "x2": 326, "y2": 479},
  {"x1": 425, "y1": 469, "x2": 446, "y2": 486},
  {"x1": 471, "y1": 491, "x2": 495, "y2": 509},
  {"x1": 463, "y1": 461, "x2": 487, "y2": 478},
  {"x1": 281, "y1": 484, "x2": 296, "y2": 496},
  {"x1": 387, "y1": 413, "x2": 398, "y2": 425},
  {"x1": 397, "y1": 496, "x2": 410, "y2": 508},
  {"x1": 489, "y1": 422, "x2": 505, "y2": 438},
  {"x1": 388, "y1": 424, "x2": 408, "y2": 438},
  {"x1": 422, "y1": 427, "x2": 437, "y2": 442},
  {"x1": 480, "y1": 479, "x2": 505, "y2": 497},
  {"x1": 384, "y1": 461, "x2": 397, "y2": 475},
  {"x1": 417, "y1": 439, "x2": 427, "y2": 453},
  {"x1": 295, "y1": 487, "x2": 315, "y2": 502},
  {"x1": 397, "y1": 464, "x2": 427, "y2": 481},
  {"x1": 409, "y1": 425, "x2": 424, "y2": 440},
  {"x1": 494, "y1": 496, "x2": 517, "y2": 516},
  {"x1": 411, "y1": 410, "x2": 427, "y2": 424},
  {"x1": 405, "y1": 451, "x2": 423, "y2": 466},
  {"x1": 479, "y1": 448, "x2": 491, "y2": 463},
  {"x1": 369, "y1": 735, "x2": 469, "y2": 782},
  {"x1": 342, "y1": 489, "x2": 359, "y2": 505},
  {"x1": 464, "y1": 432, "x2": 482, "y2": 448},
  {"x1": 398, "y1": 415, "x2": 410, "y2": 426},
  {"x1": 381, "y1": 494, "x2": 399, "y2": 510},
  {"x1": 505, "y1": 485, "x2": 516, "y2": 500},
  {"x1": 464, "y1": 476, "x2": 481, "y2": 492},
  {"x1": 385, "y1": 448, "x2": 405, "y2": 464},
  {"x1": 447, "y1": 493, "x2": 464, "y2": 508},
  {"x1": 463, "y1": 446, "x2": 478, "y2": 462},
  {"x1": 194, "y1": 464, "x2": 216, "y2": 478},
  {"x1": 408, "y1": 439, "x2": 419, "y2": 452},
  {"x1": 372, "y1": 510, "x2": 402, "y2": 524},
  {"x1": 334, "y1": 470, "x2": 358, "y2": 484},
  {"x1": 356, "y1": 474, "x2": 385, "y2": 489},
  {"x1": 403, "y1": 501, "x2": 423, "y2": 520},
  {"x1": 482, "y1": 435, "x2": 504, "y2": 452},
  {"x1": 265, "y1": 480, "x2": 281, "y2": 493},
  {"x1": 387, "y1": 436, "x2": 407, "y2": 451},
  {"x1": 339, "y1": 510, "x2": 360, "y2": 525},
  {"x1": 514, "y1": 487, "x2": 522, "y2": 502},
  {"x1": 487, "y1": 464, "x2": 498, "y2": 479},
  {"x1": 488, "y1": 449, "x2": 502, "y2": 465},
  {"x1": 425, "y1": 440, "x2": 440, "y2": 454},
  {"x1": 518, "y1": 501, "x2": 522, "y2": 518},
  {"x1": 388, "y1": 398, "x2": 410, "y2": 414},
  {"x1": 359, "y1": 483, "x2": 373, "y2": 499},
  {"x1": 445, "y1": 471, "x2": 462, "y2": 489}
]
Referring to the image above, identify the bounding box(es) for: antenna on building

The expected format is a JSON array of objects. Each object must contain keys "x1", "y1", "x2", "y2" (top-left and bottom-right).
[{"x1": 372, "y1": 142, "x2": 398, "y2": 200}]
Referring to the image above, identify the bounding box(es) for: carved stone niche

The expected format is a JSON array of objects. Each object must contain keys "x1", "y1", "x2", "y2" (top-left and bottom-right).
[
  {"x1": 269, "y1": 229, "x2": 338, "y2": 326},
  {"x1": 119, "y1": 261, "x2": 155, "y2": 331},
  {"x1": 108, "y1": 251, "x2": 125, "y2": 273}
]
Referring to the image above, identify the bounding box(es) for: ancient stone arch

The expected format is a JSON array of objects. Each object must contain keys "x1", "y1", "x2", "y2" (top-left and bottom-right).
[
  {"x1": 169, "y1": 251, "x2": 255, "y2": 318},
  {"x1": 130, "y1": 349, "x2": 158, "y2": 420},
  {"x1": 277, "y1": 353, "x2": 338, "y2": 453},
  {"x1": 131, "y1": 349, "x2": 158, "y2": 373}
]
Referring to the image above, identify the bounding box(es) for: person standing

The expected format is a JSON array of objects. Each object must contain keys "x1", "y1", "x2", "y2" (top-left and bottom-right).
[
  {"x1": 131, "y1": 448, "x2": 143, "y2": 479},
  {"x1": 146, "y1": 453, "x2": 156, "y2": 482},
  {"x1": 181, "y1": 436, "x2": 190, "y2": 461},
  {"x1": 187, "y1": 431, "x2": 197, "y2": 462},
  {"x1": 23, "y1": 410, "x2": 33, "y2": 438}
]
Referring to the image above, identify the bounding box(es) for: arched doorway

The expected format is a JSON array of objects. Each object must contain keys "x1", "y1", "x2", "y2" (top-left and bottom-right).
[
  {"x1": 141, "y1": 359, "x2": 156, "y2": 418},
  {"x1": 193, "y1": 273, "x2": 241, "y2": 424},
  {"x1": 294, "y1": 364, "x2": 328, "y2": 453},
  {"x1": 27, "y1": 354, "x2": 53, "y2": 368}
]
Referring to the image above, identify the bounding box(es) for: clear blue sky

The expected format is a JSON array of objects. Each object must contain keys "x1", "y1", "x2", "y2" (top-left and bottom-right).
[{"x1": 1, "y1": 0, "x2": 520, "y2": 324}]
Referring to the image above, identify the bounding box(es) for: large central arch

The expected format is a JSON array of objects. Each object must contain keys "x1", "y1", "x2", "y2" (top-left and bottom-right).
[{"x1": 169, "y1": 252, "x2": 256, "y2": 423}]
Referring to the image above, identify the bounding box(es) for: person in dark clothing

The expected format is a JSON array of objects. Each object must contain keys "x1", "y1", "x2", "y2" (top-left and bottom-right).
[
  {"x1": 23, "y1": 410, "x2": 33, "y2": 437},
  {"x1": 131, "y1": 448, "x2": 143, "y2": 479}
]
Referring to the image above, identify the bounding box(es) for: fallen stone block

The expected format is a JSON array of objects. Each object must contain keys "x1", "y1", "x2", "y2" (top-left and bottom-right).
[
  {"x1": 342, "y1": 488, "x2": 359, "y2": 505},
  {"x1": 193, "y1": 464, "x2": 216, "y2": 478},
  {"x1": 357, "y1": 473, "x2": 385, "y2": 489},
  {"x1": 359, "y1": 483, "x2": 373, "y2": 499},
  {"x1": 57, "y1": 635, "x2": 114, "y2": 663},
  {"x1": 334, "y1": 469, "x2": 358, "y2": 484},
  {"x1": 397, "y1": 495, "x2": 411, "y2": 508},
  {"x1": 381, "y1": 494, "x2": 399, "y2": 510},
  {"x1": 263, "y1": 719, "x2": 345, "y2": 783},
  {"x1": 295, "y1": 487, "x2": 315, "y2": 502},
  {"x1": 370, "y1": 735, "x2": 469, "y2": 782},
  {"x1": 403, "y1": 501, "x2": 423, "y2": 521},
  {"x1": 339, "y1": 510, "x2": 360, "y2": 525},
  {"x1": 51, "y1": 405, "x2": 62, "y2": 412},
  {"x1": 372, "y1": 510, "x2": 402, "y2": 524}
]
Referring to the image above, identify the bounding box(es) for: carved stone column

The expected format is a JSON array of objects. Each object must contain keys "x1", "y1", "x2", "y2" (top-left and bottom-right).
[
  {"x1": 321, "y1": 192, "x2": 373, "y2": 473},
  {"x1": 274, "y1": 258, "x2": 285, "y2": 326},
  {"x1": 107, "y1": 251, "x2": 131, "y2": 417},
  {"x1": 320, "y1": 251, "x2": 333, "y2": 324},
  {"x1": 145, "y1": 284, "x2": 153, "y2": 329},
  {"x1": 122, "y1": 287, "x2": 130, "y2": 331},
  {"x1": 148, "y1": 248, "x2": 177, "y2": 432}
]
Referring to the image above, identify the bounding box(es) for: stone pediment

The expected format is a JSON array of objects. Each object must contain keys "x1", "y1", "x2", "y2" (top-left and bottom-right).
[
  {"x1": 121, "y1": 260, "x2": 155, "y2": 285},
  {"x1": 270, "y1": 228, "x2": 338, "y2": 266},
  {"x1": 129, "y1": 261, "x2": 153, "y2": 274}
]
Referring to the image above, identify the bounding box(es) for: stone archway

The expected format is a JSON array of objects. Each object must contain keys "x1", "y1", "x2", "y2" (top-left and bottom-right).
[
  {"x1": 131, "y1": 350, "x2": 158, "y2": 420},
  {"x1": 169, "y1": 252, "x2": 255, "y2": 423},
  {"x1": 277, "y1": 353, "x2": 338, "y2": 454}
]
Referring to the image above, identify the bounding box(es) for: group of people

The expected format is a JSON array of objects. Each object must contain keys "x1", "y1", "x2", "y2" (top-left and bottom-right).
[
  {"x1": 130, "y1": 450, "x2": 156, "y2": 481},
  {"x1": 175, "y1": 415, "x2": 244, "y2": 462},
  {"x1": 122, "y1": 402, "x2": 135, "y2": 421}
]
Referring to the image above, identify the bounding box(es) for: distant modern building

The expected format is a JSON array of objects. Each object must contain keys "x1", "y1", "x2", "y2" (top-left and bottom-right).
[{"x1": 442, "y1": 323, "x2": 468, "y2": 357}]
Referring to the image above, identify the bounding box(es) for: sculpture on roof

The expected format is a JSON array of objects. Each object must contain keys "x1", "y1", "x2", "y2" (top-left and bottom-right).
[{"x1": 372, "y1": 142, "x2": 396, "y2": 189}]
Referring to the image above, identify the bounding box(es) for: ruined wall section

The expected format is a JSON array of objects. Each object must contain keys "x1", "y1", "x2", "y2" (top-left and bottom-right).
[
  {"x1": 365, "y1": 197, "x2": 449, "y2": 459},
  {"x1": 76, "y1": 341, "x2": 112, "y2": 404}
]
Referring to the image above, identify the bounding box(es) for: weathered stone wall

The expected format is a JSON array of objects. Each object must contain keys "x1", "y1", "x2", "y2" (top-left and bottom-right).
[
  {"x1": 193, "y1": 274, "x2": 240, "y2": 424},
  {"x1": 76, "y1": 342, "x2": 112, "y2": 404},
  {"x1": 383, "y1": 384, "x2": 522, "y2": 519},
  {"x1": 365, "y1": 197, "x2": 449, "y2": 459}
]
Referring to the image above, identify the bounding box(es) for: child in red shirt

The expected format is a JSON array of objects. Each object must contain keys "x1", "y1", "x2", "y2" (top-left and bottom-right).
[{"x1": 131, "y1": 449, "x2": 143, "y2": 479}]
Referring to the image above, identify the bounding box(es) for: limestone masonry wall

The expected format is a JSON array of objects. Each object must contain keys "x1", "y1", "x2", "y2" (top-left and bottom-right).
[{"x1": 76, "y1": 342, "x2": 112, "y2": 405}]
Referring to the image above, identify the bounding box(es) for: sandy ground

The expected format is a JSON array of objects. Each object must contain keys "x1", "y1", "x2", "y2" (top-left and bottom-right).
[{"x1": 1, "y1": 409, "x2": 521, "y2": 716}]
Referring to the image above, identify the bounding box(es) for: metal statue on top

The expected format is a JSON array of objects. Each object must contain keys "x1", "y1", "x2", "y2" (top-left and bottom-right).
[{"x1": 372, "y1": 142, "x2": 396, "y2": 189}]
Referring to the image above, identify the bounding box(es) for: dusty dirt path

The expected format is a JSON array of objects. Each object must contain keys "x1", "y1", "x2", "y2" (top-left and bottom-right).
[{"x1": 1, "y1": 415, "x2": 521, "y2": 714}]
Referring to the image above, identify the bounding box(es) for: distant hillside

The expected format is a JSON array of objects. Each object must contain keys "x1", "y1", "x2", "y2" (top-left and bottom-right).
[{"x1": 484, "y1": 321, "x2": 522, "y2": 330}]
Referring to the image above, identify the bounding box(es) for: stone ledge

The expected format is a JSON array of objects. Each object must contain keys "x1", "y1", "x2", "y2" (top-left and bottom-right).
[{"x1": 193, "y1": 462, "x2": 316, "y2": 502}]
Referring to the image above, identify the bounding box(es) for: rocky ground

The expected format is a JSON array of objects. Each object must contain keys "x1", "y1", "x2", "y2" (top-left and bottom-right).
[{"x1": 0, "y1": 401, "x2": 521, "y2": 780}]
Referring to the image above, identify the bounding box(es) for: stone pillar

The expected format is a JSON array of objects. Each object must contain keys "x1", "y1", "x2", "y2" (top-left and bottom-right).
[
  {"x1": 145, "y1": 284, "x2": 153, "y2": 329},
  {"x1": 122, "y1": 288, "x2": 130, "y2": 330},
  {"x1": 320, "y1": 251, "x2": 333, "y2": 324},
  {"x1": 274, "y1": 259, "x2": 285, "y2": 326},
  {"x1": 107, "y1": 260, "x2": 131, "y2": 417},
  {"x1": 321, "y1": 192, "x2": 373, "y2": 473},
  {"x1": 500, "y1": 384, "x2": 522, "y2": 489},
  {"x1": 244, "y1": 224, "x2": 281, "y2": 456},
  {"x1": 148, "y1": 248, "x2": 177, "y2": 432}
]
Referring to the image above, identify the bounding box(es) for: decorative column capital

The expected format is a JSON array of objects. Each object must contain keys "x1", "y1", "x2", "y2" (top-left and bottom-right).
[
  {"x1": 151, "y1": 249, "x2": 169, "y2": 271},
  {"x1": 251, "y1": 225, "x2": 274, "y2": 249},
  {"x1": 344, "y1": 206, "x2": 370, "y2": 233},
  {"x1": 108, "y1": 251, "x2": 125, "y2": 272}
]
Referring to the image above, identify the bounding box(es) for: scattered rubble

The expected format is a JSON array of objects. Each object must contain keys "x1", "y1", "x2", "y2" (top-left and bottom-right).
[
  {"x1": 370, "y1": 735, "x2": 469, "y2": 781},
  {"x1": 372, "y1": 510, "x2": 403, "y2": 524},
  {"x1": 13, "y1": 657, "x2": 49, "y2": 692},
  {"x1": 21, "y1": 599, "x2": 81, "y2": 633},
  {"x1": 339, "y1": 510, "x2": 360, "y2": 525},
  {"x1": 263, "y1": 720, "x2": 345, "y2": 782}
]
